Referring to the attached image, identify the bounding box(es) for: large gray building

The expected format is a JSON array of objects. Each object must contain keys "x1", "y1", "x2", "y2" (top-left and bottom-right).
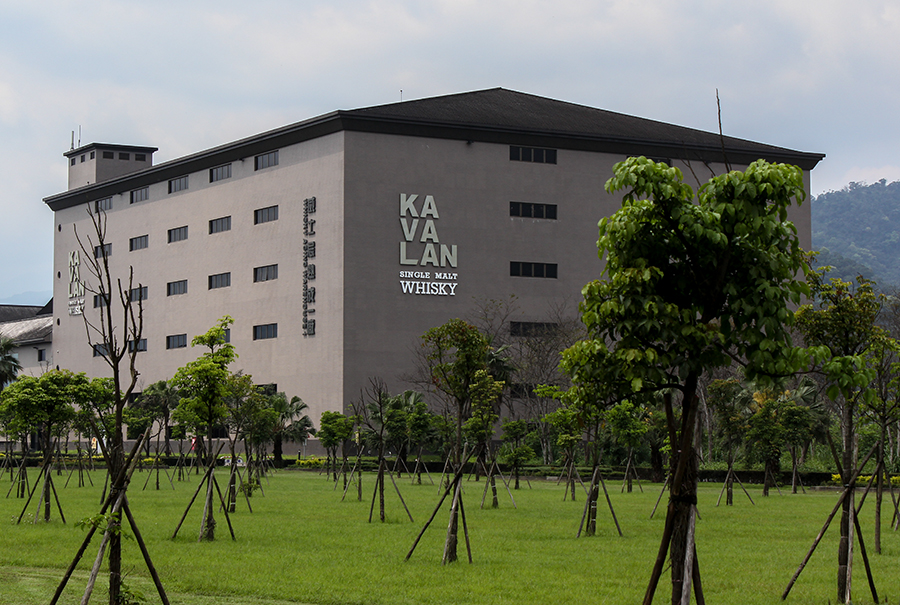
[{"x1": 43, "y1": 88, "x2": 824, "y2": 424}]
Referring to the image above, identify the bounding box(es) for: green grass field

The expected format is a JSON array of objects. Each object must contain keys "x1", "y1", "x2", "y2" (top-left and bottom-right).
[{"x1": 1, "y1": 467, "x2": 897, "y2": 604}]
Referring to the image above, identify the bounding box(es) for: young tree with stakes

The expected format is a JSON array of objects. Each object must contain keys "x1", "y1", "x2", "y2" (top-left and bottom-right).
[
  {"x1": 50, "y1": 206, "x2": 169, "y2": 605},
  {"x1": 562, "y1": 157, "x2": 810, "y2": 604}
]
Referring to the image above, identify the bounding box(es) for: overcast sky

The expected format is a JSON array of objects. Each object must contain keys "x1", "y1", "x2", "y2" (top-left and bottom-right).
[{"x1": 2, "y1": 0, "x2": 898, "y2": 303}]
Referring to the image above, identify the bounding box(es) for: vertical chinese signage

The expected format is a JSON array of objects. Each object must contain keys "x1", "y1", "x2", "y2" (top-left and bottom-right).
[
  {"x1": 67, "y1": 250, "x2": 85, "y2": 315},
  {"x1": 302, "y1": 197, "x2": 317, "y2": 336}
]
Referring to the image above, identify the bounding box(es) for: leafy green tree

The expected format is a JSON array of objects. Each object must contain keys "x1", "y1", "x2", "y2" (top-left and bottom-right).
[
  {"x1": 135, "y1": 380, "x2": 180, "y2": 455},
  {"x1": 420, "y1": 318, "x2": 491, "y2": 563},
  {"x1": 606, "y1": 400, "x2": 648, "y2": 493},
  {"x1": 267, "y1": 392, "x2": 314, "y2": 467},
  {"x1": 707, "y1": 379, "x2": 751, "y2": 504},
  {"x1": 0, "y1": 370, "x2": 87, "y2": 517},
  {"x1": 171, "y1": 316, "x2": 236, "y2": 540},
  {"x1": 745, "y1": 391, "x2": 812, "y2": 496},
  {"x1": 464, "y1": 370, "x2": 503, "y2": 505},
  {"x1": 318, "y1": 411, "x2": 354, "y2": 480},
  {"x1": 0, "y1": 336, "x2": 22, "y2": 390},
  {"x1": 562, "y1": 157, "x2": 811, "y2": 603},
  {"x1": 795, "y1": 271, "x2": 882, "y2": 602},
  {"x1": 499, "y1": 419, "x2": 532, "y2": 489},
  {"x1": 221, "y1": 372, "x2": 267, "y2": 509}
]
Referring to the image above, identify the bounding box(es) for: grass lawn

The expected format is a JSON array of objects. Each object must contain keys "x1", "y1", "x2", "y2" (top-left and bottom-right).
[{"x1": 1, "y1": 466, "x2": 897, "y2": 604}]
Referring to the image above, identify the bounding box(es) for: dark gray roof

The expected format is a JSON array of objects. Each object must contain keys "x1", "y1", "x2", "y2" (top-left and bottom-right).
[
  {"x1": 45, "y1": 88, "x2": 824, "y2": 211},
  {"x1": 0, "y1": 315, "x2": 53, "y2": 346},
  {"x1": 0, "y1": 305, "x2": 43, "y2": 323}
]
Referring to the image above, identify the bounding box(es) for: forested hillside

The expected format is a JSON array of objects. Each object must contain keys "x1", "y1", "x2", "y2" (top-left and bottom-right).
[{"x1": 811, "y1": 179, "x2": 900, "y2": 288}]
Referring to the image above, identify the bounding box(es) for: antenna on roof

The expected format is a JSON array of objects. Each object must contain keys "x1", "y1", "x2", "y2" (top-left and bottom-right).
[
  {"x1": 77, "y1": 125, "x2": 81, "y2": 148},
  {"x1": 70, "y1": 131, "x2": 74, "y2": 151},
  {"x1": 400, "y1": 89, "x2": 403, "y2": 102}
]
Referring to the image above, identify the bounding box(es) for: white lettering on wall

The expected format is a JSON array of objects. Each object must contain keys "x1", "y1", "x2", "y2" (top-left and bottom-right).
[{"x1": 398, "y1": 193, "x2": 460, "y2": 296}]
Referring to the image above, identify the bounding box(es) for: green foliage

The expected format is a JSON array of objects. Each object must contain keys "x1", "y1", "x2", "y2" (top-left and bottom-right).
[
  {"x1": 746, "y1": 392, "x2": 813, "y2": 466},
  {"x1": 171, "y1": 317, "x2": 236, "y2": 437},
  {"x1": 795, "y1": 271, "x2": 882, "y2": 404},
  {"x1": 561, "y1": 158, "x2": 811, "y2": 411},
  {"x1": 318, "y1": 411, "x2": 354, "y2": 451},
  {"x1": 0, "y1": 336, "x2": 22, "y2": 390},
  {"x1": 463, "y1": 370, "x2": 502, "y2": 446},
  {"x1": 0, "y1": 369, "x2": 89, "y2": 444},
  {"x1": 812, "y1": 178, "x2": 900, "y2": 287},
  {"x1": 605, "y1": 400, "x2": 648, "y2": 450},
  {"x1": 421, "y1": 318, "x2": 491, "y2": 412}
]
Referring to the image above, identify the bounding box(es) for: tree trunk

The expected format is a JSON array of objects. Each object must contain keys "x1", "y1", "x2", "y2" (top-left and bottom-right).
[
  {"x1": 273, "y1": 435, "x2": 284, "y2": 468},
  {"x1": 837, "y1": 403, "x2": 856, "y2": 604},
  {"x1": 490, "y1": 473, "x2": 498, "y2": 508},
  {"x1": 442, "y1": 478, "x2": 461, "y2": 564},
  {"x1": 669, "y1": 442, "x2": 699, "y2": 604},
  {"x1": 875, "y1": 426, "x2": 885, "y2": 554},
  {"x1": 107, "y1": 425, "x2": 125, "y2": 605}
]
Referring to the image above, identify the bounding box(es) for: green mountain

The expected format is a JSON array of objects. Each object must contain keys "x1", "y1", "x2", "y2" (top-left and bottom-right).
[{"x1": 811, "y1": 179, "x2": 900, "y2": 288}]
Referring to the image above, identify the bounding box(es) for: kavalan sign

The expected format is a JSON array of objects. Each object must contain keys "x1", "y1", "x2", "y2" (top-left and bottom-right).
[{"x1": 398, "y1": 194, "x2": 459, "y2": 296}]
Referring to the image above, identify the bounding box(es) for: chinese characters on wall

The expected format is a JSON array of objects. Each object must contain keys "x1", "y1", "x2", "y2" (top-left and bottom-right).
[{"x1": 302, "y1": 197, "x2": 317, "y2": 336}]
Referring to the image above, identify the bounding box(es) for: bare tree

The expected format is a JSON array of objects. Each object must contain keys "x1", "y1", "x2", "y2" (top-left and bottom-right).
[{"x1": 51, "y1": 207, "x2": 168, "y2": 605}]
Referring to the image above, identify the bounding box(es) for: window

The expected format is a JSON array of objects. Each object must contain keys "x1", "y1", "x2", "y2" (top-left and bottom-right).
[
  {"x1": 93, "y1": 344, "x2": 109, "y2": 357},
  {"x1": 37, "y1": 348, "x2": 47, "y2": 362},
  {"x1": 167, "y1": 226, "x2": 188, "y2": 243},
  {"x1": 253, "y1": 264, "x2": 278, "y2": 282},
  {"x1": 254, "y1": 205, "x2": 278, "y2": 224},
  {"x1": 135, "y1": 153, "x2": 146, "y2": 162},
  {"x1": 168, "y1": 176, "x2": 189, "y2": 193},
  {"x1": 510, "y1": 201, "x2": 557, "y2": 220},
  {"x1": 70, "y1": 158, "x2": 76, "y2": 166},
  {"x1": 209, "y1": 164, "x2": 232, "y2": 183},
  {"x1": 93, "y1": 294, "x2": 108, "y2": 308},
  {"x1": 103, "y1": 151, "x2": 114, "y2": 159},
  {"x1": 95, "y1": 197, "x2": 113, "y2": 212},
  {"x1": 128, "y1": 339, "x2": 147, "y2": 353},
  {"x1": 130, "y1": 187, "x2": 149, "y2": 204},
  {"x1": 80, "y1": 154, "x2": 85, "y2": 163},
  {"x1": 510, "y1": 261, "x2": 558, "y2": 279},
  {"x1": 167, "y1": 280, "x2": 188, "y2": 296},
  {"x1": 253, "y1": 323, "x2": 278, "y2": 340},
  {"x1": 129, "y1": 286, "x2": 148, "y2": 302},
  {"x1": 94, "y1": 243, "x2": 112, "y2": 259},
  {"x1": 509, "y1": 146, "x2": 557, "y2": 164},
  {"x1": 255, "y1": 151, "x2": 279, "y2": 170},
  {"x1": 209, "y1": 272, "x2": 231, "y2": 289},
  {"x1": 166, "y1": 334, "x2": 187, "y2": 349},
  {"x1": 209, "y1": 216, "x2": 231, "y2": 234},
  {"x1": 224, "y1": 328, "x2": 231, "y2": 343},
  {"x1": 90, "y1": 151, "x2": 95, "y2": 160},
  {"x1": 129, "y1": 235, "x2": 148, "y2": 251},
  {"x1": 510, "y1": 321, "x2": 559, "y2": 337},
  {"x1": 119, "y1": 152, "x2": 130, "y2": 160}
]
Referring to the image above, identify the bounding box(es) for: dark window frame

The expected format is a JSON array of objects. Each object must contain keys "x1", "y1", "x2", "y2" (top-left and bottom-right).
[
  {"x1": 209, "y1": 216, "x2": 232, "y2": 234},
  {"x1": 167, "y1": 225, "x2": 188, "y2": 243},
  {"x1": 94, "y1": 243, "x2": 112, "y2": 259},
  {"x1": 130, "y1": 187, "x2": 149, "y2": 204},
  {"x1": 253, "y1": 323, "x2": 278, "y2": 340},
  {"x1": 129, "y1": 234, "x2": 148, "y2": 251},
  {"x1": 253, "y1": 264, "x2": 278, "y2": 283},
  {"x1": 510, "y1": 261, "x2": 558, "y2": 279},
  {"x1": 254, "y1": 150, "x2": 279, "y2": 170},
  {"x1": 209, "y1": 164, "x2": 232, "y2": 183},
  {"x1": 166, "y1": 280, "x2": 188, "y2": 296},
  {"x1": 254, "y1": 205, "x2": 279, "y2": 225},
  {"x1": 168, "y1": 175, "x2": 189, "y2": 194},
  {"x1": 208, "y1": 272, "x2": 231, "y2": 290},
  {"x1": 166, "y1": 334, "x2": 188, "y2": 349}
]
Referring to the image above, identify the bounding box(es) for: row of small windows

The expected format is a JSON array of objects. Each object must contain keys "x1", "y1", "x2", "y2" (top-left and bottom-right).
[
  {"x1": 93, "y1": 286, "x2": 147, "y2": 307},
  {"x1": 510, "y1": 321, "x2": 559, "y2": 337},
  {"x1": 123, "y1": 207, "x2": 272, "y2": 252},
  {"x1": 509, "y1": 146, "x2": 557, "y2": 164},
  {"x1": 71, "y1": 151, "x2": 145, "y2": 165},
  {"x1": 167, "y1": 280, "x2": 188, "y2": 296},
  {"x1": 210, "y1": 164, "x2": 231, "y2": 183},
  {"x1": 208, "y1": 272, "x2": 231, "y2": 290},
  {"x1": 95, "y1": 328, "x2": 240, "y2": 356},
  {"x1": 510, "y1": 202, "x2": 557, "y2": 220},
  {"x1": 510, "y1": 261, "x2": 557, "y2": 279},
  {"x1": 253, "y1": 323, "x2": 277, "y2": 340}
]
